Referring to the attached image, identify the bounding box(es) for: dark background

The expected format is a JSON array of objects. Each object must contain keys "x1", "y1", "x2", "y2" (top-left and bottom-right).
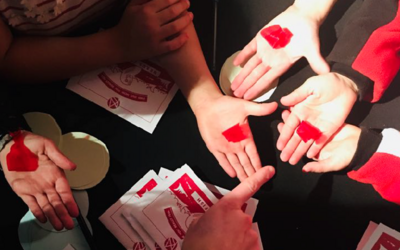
[{"x1": 1, "y1": 0, "x2": 400, "y2": 249}]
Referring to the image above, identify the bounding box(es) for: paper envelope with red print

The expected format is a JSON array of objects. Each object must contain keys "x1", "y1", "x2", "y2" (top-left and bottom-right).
[
  {"x1": 67, "y1": 60, "x2": 178, "y2": 134},
  {"x1": 129, "y1": 165, "x2": 219, "y2": 250}
]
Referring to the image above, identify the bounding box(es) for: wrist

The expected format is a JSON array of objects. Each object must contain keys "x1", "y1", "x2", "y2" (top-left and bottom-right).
[
  {"x1": 333, "y1": 72, "x2": 359, "y2": 97},
  {"x1": 102, "y1": 27, "x2": 130, "y2": 63},
  {"x1": 292, "y1": 0, "x2": 336, "y2": 25},
  {"x1": 189, "y1": 86, "x2": 223, "y2": 117}
]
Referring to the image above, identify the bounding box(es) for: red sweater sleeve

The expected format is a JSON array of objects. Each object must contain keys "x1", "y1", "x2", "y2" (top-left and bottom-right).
[
  {"x1": 352, "y1": 0, "x2": 400, "y2": 102},
  {"x1": 348, "y1": 129, "x2": 400, "y2": 205}
]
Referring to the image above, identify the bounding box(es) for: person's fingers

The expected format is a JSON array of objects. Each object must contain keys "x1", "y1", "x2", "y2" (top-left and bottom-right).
[
  {"x1": 55, "y1": 177, "x2": 79, "y2": 218},
  {"x1": 227, "y1": 153, "x2": 248, "y2": 182},
  {"x1": 303, "y1": 159, "x2": 335, "y2": 173},
  {"x1": 231, "y1": 56, "x2": 262, "y2": 92},
  {"x1": 280, "y1": 83, "x2": 311, "y2": 107},
  {"x1": 305, "y1": 46, "x2": 330, "y2": 75},
  {"x1": 44, "y1": 140, "x2": 76, "y2": 171},
  {"x1": 159, "y1": 11, "x2": 192, "y2": 39},
  {"x1": 149, "y1": 0, "x2": 180, "y2": 12},
  {"x1": 35, "y1": 193, "x2": 63, "y2": 231},
  {"x1": 222, "y1": 166, "x2": 275, "y2": 208},
  {"x1": 20, "y1": 195, "x2": 46, "y2": 223},
  {"x1": 46, "y1": 190, "x2": 75, "y2": 230},
  {"x1": 307, "y1": 126, "x2": 337, "y2": 159},
  {"x1": 281, "y1": 110, "x2": 290, "y2": 122},
  {"x1": 277, "y1": 122, "x2": 284, "y2": 133},
  {"x1": 233, "y1": 38, "x2": 257, "y2": 67},
  {"x1": 237, "y1": 152, "x2": 255, "y2": 177},
  {"x1": 243, "y1": 65, "x2": 289, "y2": 101},
  {"x1": 158, "y1": 0, "x2": 190, "y2": 25},
  {"x1": 233, "y1": 63, "x2": 271, "y2": 98},
  {"x1": 307, "y1": 138, "x2": 329, "y2": 159},
  {"x1": 277, "y1": 110, "x2": 291, "y2": 133},
  {"x1": 244, "y1": 102, "x2": 278, "y2": 117},
  {"x1": 214, "y1": 152, "x2": 237, "y2": 178},
  {"x1": 288, "y1": 139, "x2": 313, "y2": 165},
  {"x1": 159, "y1": 32, "x2": 189, "y2": 53},
  {"x1": 280, "y1": 133, "x2": 301, "y2": 162},
  {"x1": 244, "y1": 143, "x2": 262, "y2": 171},
  {"x1": 276, "y1": 113, "x2": 301, "y2": 151}
]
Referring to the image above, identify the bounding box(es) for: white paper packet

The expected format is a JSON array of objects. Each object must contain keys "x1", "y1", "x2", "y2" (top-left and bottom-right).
[
  {"x1": 129, "y1": 165, "x2": 219, "y2": 250},
  {"x1": 362, "y1": 223, "x2": 400, "y2": 250},
  {"x1": 158, "y1": 167, "x2": 259, "y2": 217},
  {"x1": 99, "y1": 170, "x2": 162, "y2": 250}
]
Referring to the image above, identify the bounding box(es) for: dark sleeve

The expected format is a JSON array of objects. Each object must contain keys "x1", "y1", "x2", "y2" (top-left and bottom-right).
[
  {"x1": 347, "y1": 127, "x2": 382, "y2": 171},
  {"x1": 327, "y1": 0, "x2": 399, "y2": 102}
]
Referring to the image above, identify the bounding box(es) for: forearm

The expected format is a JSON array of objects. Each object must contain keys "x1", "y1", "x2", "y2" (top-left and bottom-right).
[
  {"x1": 156, "y1": 23, "x2": 222, "y2": 114},
  {"x1": 292, "y1": 0, "x2": 337, "y2": 24},
  {"x1": 0, "y1": 28, "x2": 125, "y2": 84}
]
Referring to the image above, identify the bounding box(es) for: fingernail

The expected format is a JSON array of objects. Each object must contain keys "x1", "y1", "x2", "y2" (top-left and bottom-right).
[
  {"x1": 189, "y1": 12, "x2": 194, "y2": 20},
  {"x1": 302, "y1": 168, "x2": 308, "y2": 173}
]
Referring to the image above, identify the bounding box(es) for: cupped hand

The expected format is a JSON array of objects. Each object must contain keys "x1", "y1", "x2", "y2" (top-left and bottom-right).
[
  {"x1": 232, "y1": 4, "x2": 329, "y2": 100},
  {"x1": 0, "y1": 131, "x2": 78, "y2": 231}
]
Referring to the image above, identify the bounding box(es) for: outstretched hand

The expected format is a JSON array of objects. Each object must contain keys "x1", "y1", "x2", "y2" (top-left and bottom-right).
[
  {"x1": 0, "y1": 131, "x2": 78, "y2": 231},
  {"x1": 231, "y1": 5, "x2": 329, "y2": 100},
  {"x1": 276, "y1": 73, "x2": 358, "y2": 164},
  {"x1": 195, "y1": 95, "x2": 278, "y2": 181},
  {"x1": 278, "y1": 110, "x2": 361, "y2": 172}
]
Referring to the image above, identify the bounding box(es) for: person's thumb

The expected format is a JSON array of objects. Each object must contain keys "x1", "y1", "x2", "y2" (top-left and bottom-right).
[
  {"x1": 302, "y1": 159, "x2": 334, "y2": 173},
  {"x1": 245, "y1": 102, "x2": 278, "y2": 117},
  {"x1": 45, "y1": 140, "x2": 76, "y2": 171},
  {"x1": 222, "y1": 166, "x2": 275, "y2": 208},
  {"x1": 280, "y1": 83, "x2": 311, "y2": 107}
]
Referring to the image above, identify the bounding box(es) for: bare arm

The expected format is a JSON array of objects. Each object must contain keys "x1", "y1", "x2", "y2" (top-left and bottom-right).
[
  {"x1": 0, "y1": 0, "x2": 192, "y2": 84},
  {"x1": 293, "y1": 0, "x2": 337, "y2": 24},
  {"x1": 0, "y1": 21, "x2": 124, "y2": 83},
  {"x1": 157, "y1": 24, "x2": 278, "y2": 181}
]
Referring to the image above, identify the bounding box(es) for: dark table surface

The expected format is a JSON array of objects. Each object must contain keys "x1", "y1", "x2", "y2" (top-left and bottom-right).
[{"x1": 2, "y1": 0, "x2": 400, "y2": 249}]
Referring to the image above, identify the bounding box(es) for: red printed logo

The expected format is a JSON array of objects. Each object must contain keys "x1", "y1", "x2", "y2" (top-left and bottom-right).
[
  {"x1": 136, "y1": 179, "x2": 157, "y2": 198},
  {"x1": 132, "y1": 242, "x2": 146, "y2": 250},
  {"x1": 107, "y1": 97, "x2": 120, "y2": 109},
  {"x1": 372, "y1": 232, "x2": 400, "y2": 250},
  {"x1": 164, "y1": 238, "x2": 178, "y2": 250},
  {"x1": 155, "y1": 243, "x2": 162, "y2": 250}
]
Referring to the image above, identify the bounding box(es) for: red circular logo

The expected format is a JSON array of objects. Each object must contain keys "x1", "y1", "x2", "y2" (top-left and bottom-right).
[
  {"x1": 155, "y1": 242, "x2": 162, "y2": 250},
  {"x1": 133, "y1": 242, "x2": 146, "y2": 250},
  {"x1": 164, "y1": 238, "x2": 178, "y2": 250},
  {"x1": 107, "y1": 97, "x2": 120, "y2": 109}
]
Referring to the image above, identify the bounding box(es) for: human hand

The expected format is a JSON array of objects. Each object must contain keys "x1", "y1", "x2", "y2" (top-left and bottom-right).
[
  {"x1": 194, "y1": 95, "x2": 278, "y2": 181},
  {"x1": 0, "y1": 131, "x2": 78, "y2": 231},
  {"x1": 278, "y1": 110, "x2": 361, "y2": 172},
  {"x1": 231, "y1": 5, "x2": 329, "y2": 100},
  {"x1": 276, "y1": 72, "x2": 358, "y2": 164},
  {"x1": 182, "y1": 166, "x2": 275, "y2": 250},
  {"x1": 114, "y1": 0, "x2": 193, "y2": 62}
]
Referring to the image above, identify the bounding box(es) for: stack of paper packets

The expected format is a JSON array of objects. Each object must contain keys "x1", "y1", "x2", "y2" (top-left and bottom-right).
[{"x1": 100, "y1": 164, "x2": 263, "y2": 250}]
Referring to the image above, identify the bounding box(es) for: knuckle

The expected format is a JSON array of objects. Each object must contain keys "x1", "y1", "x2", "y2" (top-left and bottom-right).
[
  {"x1": 244, "y1": 179, "x2": 258, "y2": 195},
  {"x1": 168, "y1": 6, "x2": 179, "y2": 17},
  {"x1": 170, "y1": 21, "x2": 180, "y2": 32},
  {"x1": 244, "y1": 214, "x2": 253, "y2": 226},
  {"x1": 248, "y1": 230, "x2": 259, "y2": 241}
]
